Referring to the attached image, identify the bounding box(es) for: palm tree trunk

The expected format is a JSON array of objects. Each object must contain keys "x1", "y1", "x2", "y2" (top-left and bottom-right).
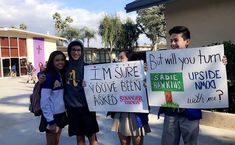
[{"x1": 87, "y1": 39, "x2": 90, "y2": 48}]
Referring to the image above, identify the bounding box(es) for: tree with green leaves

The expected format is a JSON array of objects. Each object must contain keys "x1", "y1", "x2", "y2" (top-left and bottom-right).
[
  {"x1": 99, "y1": 15, "x2": 123, "y2": 60},
  {"x1": 19, "y1": 23, "x2": 27, "y2": 30},
  {"x1": 52, "y1": 12, "x2": 73, "y2": 35},
  {"x1": 99, "y1": 15, "x2": 111, "y2": 48},
  {"x1": 121, "y1": 18, "x2": 141, "y2": 52},
  {"x1": 10, "y1": 26, "x2": 17, "y2": 29},
  {"x1": 60, "y1": 26, "x2": 80, "y2": 43},
  {"x1": 80, "y1": 27, "x2": 96, "y2": 48},
  {"x1": 10, "y1": 23, "x2": 27, "y2": 30},
  {"x1": 137, "y1": 5, "x2": 166, "y2": 50}
]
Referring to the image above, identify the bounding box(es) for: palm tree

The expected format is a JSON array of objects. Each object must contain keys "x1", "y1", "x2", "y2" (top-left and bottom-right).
[
  {"x1": 81, "y1": 27, "x2": 96, "y2": 47},
  {"x1": 60, "y1": 26, "x2": 80, "y2": 43},
  {"x1": 99, "y1": 15, "x2": 122, "y2": 60}
]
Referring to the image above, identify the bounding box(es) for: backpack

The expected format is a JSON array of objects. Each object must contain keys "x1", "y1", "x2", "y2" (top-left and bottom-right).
[{"x1": 29, "y1": 81, "x2": 42, "y2": 116}]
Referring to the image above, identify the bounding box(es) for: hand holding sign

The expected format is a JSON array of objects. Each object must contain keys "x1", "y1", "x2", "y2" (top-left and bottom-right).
[
  {"x1": 146, "y1": 45, "x2": 228, "y2": 108},
  {"x1": 84, "y1": 61, "x2": 149, "y2": 113}
]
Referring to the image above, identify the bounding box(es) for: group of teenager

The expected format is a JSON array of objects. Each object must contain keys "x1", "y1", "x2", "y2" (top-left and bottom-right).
[{"x1": 38, "y1": 26, "x2": 225, "y2": 145}]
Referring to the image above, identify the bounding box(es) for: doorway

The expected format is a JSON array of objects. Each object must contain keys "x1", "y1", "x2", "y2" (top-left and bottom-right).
[
  {"x1": 10, "y1": 58, "x2": 19, "y2": 77},
  {"x1": 0, "y1": 59, "x2": 2, "y2": 77},
  {"x1": 2, "y1": 58, "x2": 20, "y2": 77},
  {"x1": 20, "y1": 58, "x2": 27, "y2": 75},
  {"x1": 2, "y1": 59, "x2": 10, "y2": 77}
]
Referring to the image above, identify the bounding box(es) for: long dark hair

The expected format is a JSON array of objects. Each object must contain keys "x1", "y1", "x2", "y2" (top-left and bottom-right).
[{"x1": 45, "y1": 51, "x2": 66, "y2": 75}]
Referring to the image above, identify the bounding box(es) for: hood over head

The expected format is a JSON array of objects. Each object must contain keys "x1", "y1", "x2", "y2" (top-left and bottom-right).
[{"x1": 67, "y1": 40, "x2": 84, "y2": 62}]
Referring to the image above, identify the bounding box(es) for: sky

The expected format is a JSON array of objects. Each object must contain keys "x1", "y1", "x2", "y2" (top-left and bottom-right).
[{"x1": 0, "y1": 0, "x2": 150, "y2": 47}]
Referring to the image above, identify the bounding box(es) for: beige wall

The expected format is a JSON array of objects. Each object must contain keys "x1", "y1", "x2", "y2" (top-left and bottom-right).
[
  {"x1": 0, "y1": 31, "x2": 27, "y2": 38},
  {"x1": 44, "y1": 39, "x2": 57, "y2": 61},
  {"x1": 26, "y1": 38, "x2": 34, "y2": 64},
  {"x1": 165, "y1": 0, "x2": 235, "y2": 48}
]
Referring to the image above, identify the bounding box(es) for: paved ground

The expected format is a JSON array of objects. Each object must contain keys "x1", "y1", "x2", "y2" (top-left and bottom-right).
[{"x1": 0, "y1": 77, "x2": 235, "y2": 145}]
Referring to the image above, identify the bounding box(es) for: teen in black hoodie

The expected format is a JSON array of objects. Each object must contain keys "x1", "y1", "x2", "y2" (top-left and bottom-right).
[{"x1": 64, "y1": 40, "x2": 99, "y2": 145}]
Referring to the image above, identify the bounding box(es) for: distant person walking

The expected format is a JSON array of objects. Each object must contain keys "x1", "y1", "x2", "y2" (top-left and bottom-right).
[
  {"x1": 11, "y1": 63, "x2": 17, "y2": 77},
  {"x1": 26, "y1": 62, "x2": 37, "y2": 83}
]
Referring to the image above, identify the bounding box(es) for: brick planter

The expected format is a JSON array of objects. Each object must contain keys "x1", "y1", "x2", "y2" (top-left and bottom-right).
[{"x1": 201, "y1": 110, "x2": 235, "y2": 131}]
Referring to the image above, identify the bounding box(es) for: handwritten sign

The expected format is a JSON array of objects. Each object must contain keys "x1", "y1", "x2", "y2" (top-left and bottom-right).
[
  {"x1": 146, "y1": 45, "x2": 228, "y2": 108},
  {"x1": 84, "y1": 61, "x2": 149, "y2": 113}
]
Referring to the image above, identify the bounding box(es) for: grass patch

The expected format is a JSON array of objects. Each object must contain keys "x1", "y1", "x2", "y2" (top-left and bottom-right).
[{"x1": 161, "y1": 102, "x2": 179, "y2": 108}]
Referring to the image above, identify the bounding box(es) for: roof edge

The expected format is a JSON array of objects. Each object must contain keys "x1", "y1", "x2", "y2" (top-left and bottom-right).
[
  {"x1": 125, "y1": 0, "x2": 174, "y2": 13},
  {"x1": 0, "y1": 28, "x2": 66, "y2": 40}
]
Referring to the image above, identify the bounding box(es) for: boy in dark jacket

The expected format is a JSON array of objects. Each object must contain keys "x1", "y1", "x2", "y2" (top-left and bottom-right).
[
  {"x1": 65, "y1": 40, "x2": 99, "y2": 145},
  {"x1": 160, "y1": 26, "x2": 202, "y2": 145}
]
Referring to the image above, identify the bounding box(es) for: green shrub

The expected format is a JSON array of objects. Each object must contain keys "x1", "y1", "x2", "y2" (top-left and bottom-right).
[{"x1": 224, "y1": 41, "x2": 235, "y2": 81}]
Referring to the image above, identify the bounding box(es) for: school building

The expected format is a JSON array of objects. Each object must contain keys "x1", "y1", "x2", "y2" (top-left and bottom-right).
[
  {"x1": 126, "y1": 0, "x2": 235, "y2": 48},
  {"x1": 0, "y1": 28, "x2": 65, "y2": 77},
  {"x1": 0, "y1": 27, "x2": 165, "y2": 78}
]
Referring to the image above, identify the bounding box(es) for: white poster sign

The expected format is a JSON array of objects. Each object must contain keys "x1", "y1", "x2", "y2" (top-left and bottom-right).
[
  {"x1": 84, "y1": 61, "x2": 149, "y2": 113},
  {"x1": 146, "y1": 45, "x2": 228, "y2": 108}
]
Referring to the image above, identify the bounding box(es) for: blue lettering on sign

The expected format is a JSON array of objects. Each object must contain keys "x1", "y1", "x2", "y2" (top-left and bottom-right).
[
  {"x1": 188, "y1": 70, "x2": 221, "y2": 90},
  {"x1": 188, "y1": 70, "x2": 221, "y2": 80},
  {"x1": 195, "y1": 80, "x2": 216, "y2": 90}
]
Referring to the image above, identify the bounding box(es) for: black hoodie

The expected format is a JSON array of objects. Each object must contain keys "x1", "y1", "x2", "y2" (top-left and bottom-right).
[{"x1": 64, "y1": 40, "x2": 87, "y2": 108}]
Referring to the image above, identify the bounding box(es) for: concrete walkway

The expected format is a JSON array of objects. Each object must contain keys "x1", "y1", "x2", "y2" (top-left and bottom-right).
[{"x1": 0, "y1": 77, "x2": 235, "y2": 145}]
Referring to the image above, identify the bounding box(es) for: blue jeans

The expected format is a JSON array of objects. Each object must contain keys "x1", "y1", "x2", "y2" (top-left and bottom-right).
[{"x1": 161, "y1": 115, "x2": 199, "y2": 145}]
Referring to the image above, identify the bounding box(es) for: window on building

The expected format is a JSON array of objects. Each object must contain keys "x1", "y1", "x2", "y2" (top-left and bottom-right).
[
  {"x1": 106, "y1": 51, "x2": 111, "y2": 62},
  {"x1": 0, "y1": 37, "x2": 9, "y2": 46},
  {"x1": 85, "y1": 50, "x2": 92, "y2": 64},
  {"x1": 19, "y1": 38, "x2": 27, "y2": 56},
  {"x1": 0, "y1": 58, "x2": 2, "y2": 77},
  {"x1": 100, "y1": 50, "x2": 106, "y2": 63},
  {"x1": 0, "y1": 37, "x2": 10, "y2": 57},
  {"x1": 10, "y1": 37, "x2": 18, "y2": 57},
  {"x1": 93, "y1": 50, "x2": 100, "y2": 64},
  {"x1": 20, "y1": 58, "x2": 27, "y2": 75}
]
